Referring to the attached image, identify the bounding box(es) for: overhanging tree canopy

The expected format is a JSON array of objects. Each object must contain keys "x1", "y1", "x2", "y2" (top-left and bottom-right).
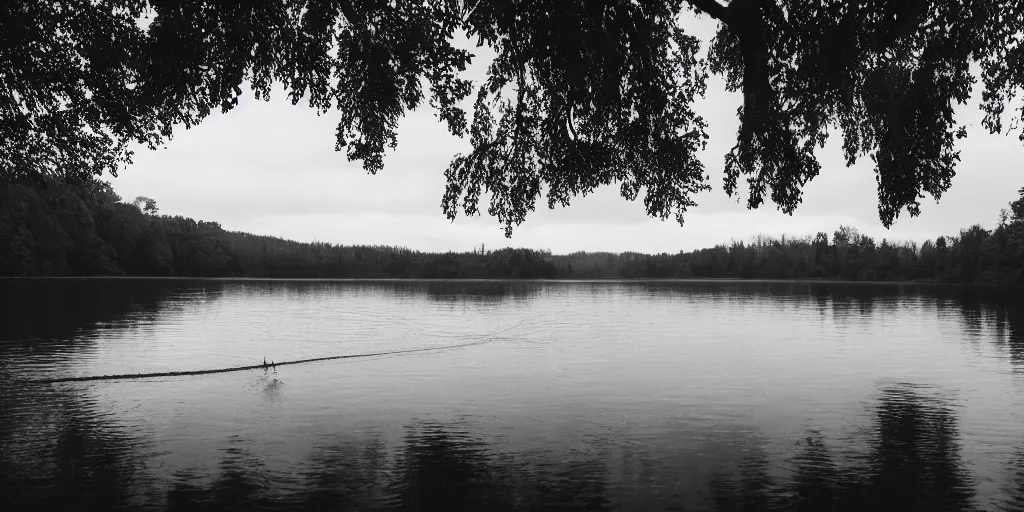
[{"x1": 2, "y1": 0, "x2": 1022, "y2": 235}]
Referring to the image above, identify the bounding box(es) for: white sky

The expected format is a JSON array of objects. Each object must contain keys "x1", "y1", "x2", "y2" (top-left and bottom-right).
[{"x1": 110, "y1": 15, "x2": 1024, "y2": 254}]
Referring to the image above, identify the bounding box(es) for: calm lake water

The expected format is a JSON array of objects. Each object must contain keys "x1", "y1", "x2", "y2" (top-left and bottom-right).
[{"x1": 2, "y1": 279, "x2": 1024, "y2": 511}]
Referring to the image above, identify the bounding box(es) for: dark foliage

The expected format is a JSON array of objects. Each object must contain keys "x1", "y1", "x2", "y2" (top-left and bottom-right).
[
  {"x1": 3, "y1": 178, "x2": 1024, "y2": 285},
  {"x1": 3, "y1": 1, "x2": 1024, "y2": 235},
  {"x1": 0, "y1": 179, "x2": 558, "y2": 279}
]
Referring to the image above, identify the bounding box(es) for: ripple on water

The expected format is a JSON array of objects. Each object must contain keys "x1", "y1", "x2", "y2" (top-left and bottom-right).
[{"x1": 2, "y1": 279, "x2": 1024, "y2": 510}]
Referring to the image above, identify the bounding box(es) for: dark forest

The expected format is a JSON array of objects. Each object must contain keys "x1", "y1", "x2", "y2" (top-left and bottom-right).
[{"x1": 2, "y1": 177, "x2": 1023, "y2": 285}]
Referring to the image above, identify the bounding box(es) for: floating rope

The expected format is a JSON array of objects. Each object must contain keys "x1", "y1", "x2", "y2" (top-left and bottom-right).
[{"x1": 21, "y1": 321, "x2": 526, "y2": 385}]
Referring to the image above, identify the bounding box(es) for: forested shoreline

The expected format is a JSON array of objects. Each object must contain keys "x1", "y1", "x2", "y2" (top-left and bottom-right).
[{"x1": 2, "y1": 178, "x2": 1024, "y2": 285}]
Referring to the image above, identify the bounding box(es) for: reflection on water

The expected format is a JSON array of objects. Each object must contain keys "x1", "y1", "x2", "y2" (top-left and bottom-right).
[
  {"x1": 0, "y1": 383, "x2": 994, "y2": 511},
  {"x1": 0, "y1": 385, "x2": 147, "y2": 511},
  {"x1": 2, "y1": 279, "x2": 1024, "y2": 510},
  {"x1": 0, "y1": 278, "x2": 224, "y2": 343}
]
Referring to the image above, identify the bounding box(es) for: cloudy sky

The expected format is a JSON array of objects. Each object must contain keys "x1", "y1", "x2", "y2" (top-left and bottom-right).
[{"x1": 111, "y1": 15, "x2": 1024, "y2": 255}]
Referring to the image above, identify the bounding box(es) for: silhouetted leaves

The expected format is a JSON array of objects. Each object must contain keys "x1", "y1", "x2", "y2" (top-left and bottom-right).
[{"x1": 4, "y1": 1, "x2": 1024, "y2": 233}]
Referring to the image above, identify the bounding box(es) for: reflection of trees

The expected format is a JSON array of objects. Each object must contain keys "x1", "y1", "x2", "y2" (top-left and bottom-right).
[
  {"x1": 418, "y1": 281, "x2": 542, "y2": 304},
  {"x1": 1001, "y1": 449, "x2": 1024, "y2": 512},
  {"x1": 257, "y1": 280, "x2": 545, "y2": 304},
  {"x1": 706, "y1": 451, "x2": 781, "y2": 512},
  {"x1": 164, "y1": 435, "x2": 390, "y2": 511},
  {"x1": 994, "y1": 301, "x2": 1024, "y2": 369},
  {"x1": 826, "y1": 284, "x2": 887, "y2": 325},
  {"x1": 296, "y1": 439, "x2": 387, "y2": 510},
  {"x1": 950, "y1": 291, "x2": 985, "y2": 335},
  {"x1": 149, "y1": 385, "x2": 980, "y2": 512},
  {"x1": 788, "y1": 432, "x2": 843, "y2": 511},
  {"x1": 166, "y1": 438, "x2": 274, "y2": 511},
  {"x1": 0, "y1": 279, "x2": 226, "y2": 382},
  {"x1": 855, "y1": 386, "x2": 976, "y2": 511},
  {"x1": 0, "y1": 387, "x2": 144, "y2": 511},
  {"x1": 934, "y1": 286, "x2": 1024, "y2": 370},
  {"x1": 0, "y1": 278, "x2": 220, "y2": 343},
  {"x1": 703, "y1": 385, "x2": 977, "y2": 512},
  {"x1": 155, "y1": 421, "x2": 611, "y2": 511},
  {"x1": 389, "y1": 424, "x2": 518, "y2": 510},
  {"x1": 525, "y1": 458, "x2": 611, "y2": 511},
  {"x1": 0, "y1": 382, "x2": 1004, "y2": 511}
]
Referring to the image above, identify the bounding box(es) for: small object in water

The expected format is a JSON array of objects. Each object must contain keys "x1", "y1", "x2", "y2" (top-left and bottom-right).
[{"x1": 263, "y1": 357, "x2": 267, "y2": 368}]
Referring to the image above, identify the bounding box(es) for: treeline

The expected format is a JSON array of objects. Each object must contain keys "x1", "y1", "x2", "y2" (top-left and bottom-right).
[
  {"x1": 2, "y1": 178, "x2": 1023, "y2": 285},
  {"x1": 0, "y1": 179, "x2": 557, "y2": 279}
]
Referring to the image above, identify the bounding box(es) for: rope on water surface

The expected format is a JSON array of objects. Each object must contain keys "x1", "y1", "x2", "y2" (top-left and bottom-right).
[{"x1": 20, "y1": 321, "x2": 526, "y2": 385}]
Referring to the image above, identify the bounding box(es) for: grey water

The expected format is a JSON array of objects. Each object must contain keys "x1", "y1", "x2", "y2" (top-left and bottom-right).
[{"x1": 1, "y1": 279, "x2": 1023, "y2": 511}]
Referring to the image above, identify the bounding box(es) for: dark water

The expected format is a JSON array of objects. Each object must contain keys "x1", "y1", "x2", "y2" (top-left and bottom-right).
[{"x1": 2, "y1": 279, "x2": 1024, "y2": 511}]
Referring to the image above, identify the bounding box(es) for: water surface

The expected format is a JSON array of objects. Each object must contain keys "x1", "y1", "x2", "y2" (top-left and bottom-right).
[{"x1": 2, "y1": 279, "x2": 1024, "y2": 510}]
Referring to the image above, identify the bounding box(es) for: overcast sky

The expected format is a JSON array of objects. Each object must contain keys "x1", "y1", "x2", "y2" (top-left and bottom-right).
[{"x1": 110, "y1": 15, "x2": 1024, "y2": 254}]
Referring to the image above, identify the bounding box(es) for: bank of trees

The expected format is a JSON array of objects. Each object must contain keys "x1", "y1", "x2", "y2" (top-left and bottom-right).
[
  {"x1": 2, "y1": 178, "x2": 1023, "y2": 285},
  {"x1": 0, "y1": 179, "x2": 557, "y2": 279}
]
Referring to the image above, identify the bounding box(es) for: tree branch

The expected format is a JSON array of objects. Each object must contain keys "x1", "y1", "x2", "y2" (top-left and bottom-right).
[
  {"x1": 338, "y1": 0, "x2": 366, "y2": 29},
  {"x1": 719, "y1": 0, "x2": 774, "y2": 127},
  {"x1": 567, "y1": 104, "x2": 578, "y2": 141},
  {"x1": 686, "y1": 0, "x2": 729, "y2": 21}
]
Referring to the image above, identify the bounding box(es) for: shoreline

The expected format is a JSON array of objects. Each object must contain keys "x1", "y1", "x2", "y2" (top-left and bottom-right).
[{"x1": 0, "y1": 275, "x2": 1007, "y2": 287}]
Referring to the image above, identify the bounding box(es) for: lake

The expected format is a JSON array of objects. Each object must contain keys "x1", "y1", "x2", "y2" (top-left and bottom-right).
[{"x1": 1, "y1": 279, "x2": 1023, "y2": 511}]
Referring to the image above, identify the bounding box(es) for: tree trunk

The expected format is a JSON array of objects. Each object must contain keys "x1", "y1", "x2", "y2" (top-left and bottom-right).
[{"x1": 728, "y1": 0, "x2": 773, "y2": 128}]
